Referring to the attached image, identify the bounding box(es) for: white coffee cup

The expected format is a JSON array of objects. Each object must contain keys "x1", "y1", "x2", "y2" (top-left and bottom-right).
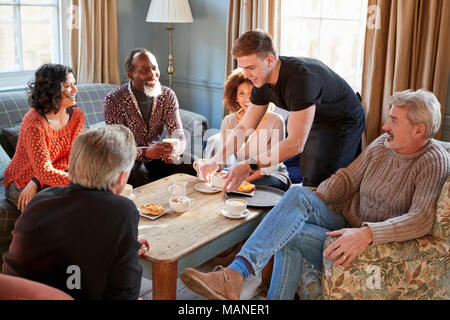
[
  {"x1": 162, "y1": 138, "x2": 179, "y2": 155},
  {"x1": 193, "y1": 159, "x2": 218, "y2": 182},
  {"x1": 162, "y1": 138, "x2": 179, "y2": 147},
  {"x1": 169, "y1": 196, "x2": 195, "y2": 213},
  {"x1": 121, "y1": 183, "x2": 133, "y2": 197},
  {"x1": 224, "y1": 199, "x2": 247, "y2": 216},
  {"x1": 210, "y1": 172, "x2": 227, "y2": 188}
]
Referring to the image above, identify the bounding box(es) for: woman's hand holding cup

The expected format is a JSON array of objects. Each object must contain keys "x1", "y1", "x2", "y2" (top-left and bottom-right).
[{"x1": 193, "y1": 159, "x2": 220, "y2": 184}]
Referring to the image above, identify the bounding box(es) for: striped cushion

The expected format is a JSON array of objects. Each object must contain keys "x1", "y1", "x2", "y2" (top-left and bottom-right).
[
  {"x1": 0, "y1": 90, "x2": 30, "y2": 130},
  {"x1": 75, "y1": 83, "x2": 117, "y2": 127}
]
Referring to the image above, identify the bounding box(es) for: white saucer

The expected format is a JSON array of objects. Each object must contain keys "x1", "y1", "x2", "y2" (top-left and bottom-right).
[
  {"x1": 194, "y1": 182, "x2": 222, "y2": 194},
  {"x1": 128, "y1": 193, "x2": 136, "y2": 200},
  {"x1": 139, "y1": 208, "x2": 169, "y2": 220},
  {"x1": 220, "y1": 208, "x2": 251, "y2": 219}
]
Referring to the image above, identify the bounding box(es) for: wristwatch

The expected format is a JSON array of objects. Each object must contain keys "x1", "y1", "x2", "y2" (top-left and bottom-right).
[{"x1": 249, "y1": 157, "x2": 259, "y2": 171}]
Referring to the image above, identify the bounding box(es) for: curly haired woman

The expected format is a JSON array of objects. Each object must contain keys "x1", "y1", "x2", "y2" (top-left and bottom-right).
[
  {"x1": 3, "y1": 64, "x2": 85, "y2": 211},
  {"x1": 205, "y1": 68, "x2": 290, "y2": 191}
]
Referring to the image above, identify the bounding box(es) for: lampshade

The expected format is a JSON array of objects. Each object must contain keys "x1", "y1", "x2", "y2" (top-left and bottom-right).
[{"x1": 146, "y1": 0, "x2": 194, "y2": 23}]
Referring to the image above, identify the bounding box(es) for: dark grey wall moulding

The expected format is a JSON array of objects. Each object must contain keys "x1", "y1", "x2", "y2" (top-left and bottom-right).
[
  {"x1": 159, "y1": 76, "x2": 223, "y2": 92},
  {"x1": 119, "y1": 73, "x2": 223, "y2": 92},
  {"x1": 120, "y1": 74, "x2": 223, "y2": 92}
]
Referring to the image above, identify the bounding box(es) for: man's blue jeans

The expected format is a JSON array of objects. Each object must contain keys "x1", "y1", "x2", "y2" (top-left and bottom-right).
[{"x1": 237, "y1": 185, "x2": 347, "y2": 299}]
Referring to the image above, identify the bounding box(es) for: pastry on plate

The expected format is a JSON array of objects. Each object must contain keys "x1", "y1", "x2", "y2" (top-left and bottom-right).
[
  {"x1": 237, "y1": 181, "x2": 256, "y2": 193},
  {"x1": 140, "y1": 203, "x2": 165, "y2": 215}
]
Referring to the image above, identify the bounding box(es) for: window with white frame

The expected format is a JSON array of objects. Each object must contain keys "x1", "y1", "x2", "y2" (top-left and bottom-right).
[
  {"x1": 280, "y1": 0, "x2": 368, "y2": 92},
  {"x1": 0, "y1": 0, "x2": 71, "y2": 90}
]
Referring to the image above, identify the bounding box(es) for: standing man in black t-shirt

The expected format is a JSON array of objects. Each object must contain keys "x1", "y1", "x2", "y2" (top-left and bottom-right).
[{"x1": 198, "y1": 29, "x2": 365, "y2": 188}]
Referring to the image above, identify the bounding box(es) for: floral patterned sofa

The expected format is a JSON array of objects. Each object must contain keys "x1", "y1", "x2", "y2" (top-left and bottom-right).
[{"x1": 297, "y1": 140, "x2": 450, "y2": 300}]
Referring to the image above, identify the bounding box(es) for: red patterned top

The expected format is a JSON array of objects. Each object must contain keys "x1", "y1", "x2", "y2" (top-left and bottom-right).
[
  {"x1": 3, "y1": 108, "x2": 85, "y2": 189},
  {"x1": 103, "y1": 82, "x2": 186, "y2": 161}
]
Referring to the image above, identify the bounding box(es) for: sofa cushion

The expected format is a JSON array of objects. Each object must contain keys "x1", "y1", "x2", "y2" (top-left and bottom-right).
[
  {"x1": 75, "y1": 83, "x2": 117, "y2": 127},
  {"x1": 321, "y1": 236, "x2": 450, "y2": 299},
  {"x1": 179, "y1": 109, "x2": 208, "y2": 138},
  {"x1": 0, "y1": 90, "x2": 30, "y2": 130},
  {"x1": 86, "y1": 121, "x2": 105, "y2": 129},
  {"x1": 432, "y1": 175, "x2": 450, "y2": 243},
  {"x1": 0, "y1": 144, "x2": 10, "y2": 180},
  {"x1": 1, "y1": 124, "x2": 21, "y2": 158}
]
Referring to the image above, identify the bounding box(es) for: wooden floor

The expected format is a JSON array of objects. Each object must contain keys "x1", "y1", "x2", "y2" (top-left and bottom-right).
[{"x1": 139, "y1": 245, "x2": 267, "y2": 300}]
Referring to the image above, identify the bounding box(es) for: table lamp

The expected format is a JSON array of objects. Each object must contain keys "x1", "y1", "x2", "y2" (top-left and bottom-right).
[{"x1": 146, "y1": 0, "x2": 194, "y2": 88}]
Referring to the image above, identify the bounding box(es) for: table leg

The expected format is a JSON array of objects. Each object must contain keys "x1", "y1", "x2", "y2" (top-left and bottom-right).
[{"x1": 152, "y1": 261, "x2": 177, "y2": 300}]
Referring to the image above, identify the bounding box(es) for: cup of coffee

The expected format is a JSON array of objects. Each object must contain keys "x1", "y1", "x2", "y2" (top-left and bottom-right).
[
  {"x1": 210, "y1": 172, "x2": 227, "y2": 188},
  {"x1": 121, "y1": 183, "x2": 133, "y2": 198},
  {"x1": 162, "y1": 138, "x2": 179, "y2": 147},
  {"x1": 162, "y1": 138, "x2": 179, "y2": 156},
  {"x1": 224, "y1": 199, "x2": 247, "y2": 216},
  {"x1": 169, "y1": 196, "x2": 195, "y2": 213}
]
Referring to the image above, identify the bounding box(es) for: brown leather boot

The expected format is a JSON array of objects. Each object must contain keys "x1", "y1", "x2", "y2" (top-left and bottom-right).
[{"x1": 180, "y1": 266, "x2": 243, "y2": 300}]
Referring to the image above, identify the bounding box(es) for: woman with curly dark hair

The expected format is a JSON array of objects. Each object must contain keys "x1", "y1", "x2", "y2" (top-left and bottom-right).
[
  {"x1": 205, "y1": 68, "x2": 290, "y2": 191},
  {"x1": 3, "y1": 64, "x2": 85, "y2": 211}
]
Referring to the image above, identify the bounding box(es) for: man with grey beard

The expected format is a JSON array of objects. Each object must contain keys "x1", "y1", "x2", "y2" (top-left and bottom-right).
[{"x1": 104, "y1": 48, "x2": 196, "y2": 186}]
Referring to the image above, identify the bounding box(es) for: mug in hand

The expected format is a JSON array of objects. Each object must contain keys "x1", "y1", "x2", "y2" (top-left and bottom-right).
[
  {"x1": 193, "y1": 159, "x2": 218, "y2": 182},
  {"x1": 162, "y1": 138, "x2": 179, "y2": 153}
]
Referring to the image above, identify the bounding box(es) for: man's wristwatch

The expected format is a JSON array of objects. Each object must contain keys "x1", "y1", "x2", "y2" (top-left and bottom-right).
[{"x1": 249, "y1": 157, "x2": 259, "y2": 172}]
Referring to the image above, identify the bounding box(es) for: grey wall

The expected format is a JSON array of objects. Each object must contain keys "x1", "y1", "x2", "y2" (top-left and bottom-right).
[
  {"x1": 117, "y1": 0, "x2": 228, "y2": 130},
  {"x1": 117, "y1": 0, "x2": 153, "y2": 81}
]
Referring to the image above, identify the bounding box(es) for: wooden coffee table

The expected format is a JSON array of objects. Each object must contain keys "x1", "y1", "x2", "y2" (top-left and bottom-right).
[{"x1": 132, "y1": 173, "x2": 268, "y2": 300}]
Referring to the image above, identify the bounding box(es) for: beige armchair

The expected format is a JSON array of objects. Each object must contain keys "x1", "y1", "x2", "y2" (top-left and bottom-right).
[{"x1": 296, "y1": 140, "x2": 450, "y2": 300}]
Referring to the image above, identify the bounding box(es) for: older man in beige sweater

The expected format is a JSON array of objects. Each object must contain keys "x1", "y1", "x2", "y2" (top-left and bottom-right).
[{"x1": 180, "y1": 89, "x2": 450, "y2": 300}]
